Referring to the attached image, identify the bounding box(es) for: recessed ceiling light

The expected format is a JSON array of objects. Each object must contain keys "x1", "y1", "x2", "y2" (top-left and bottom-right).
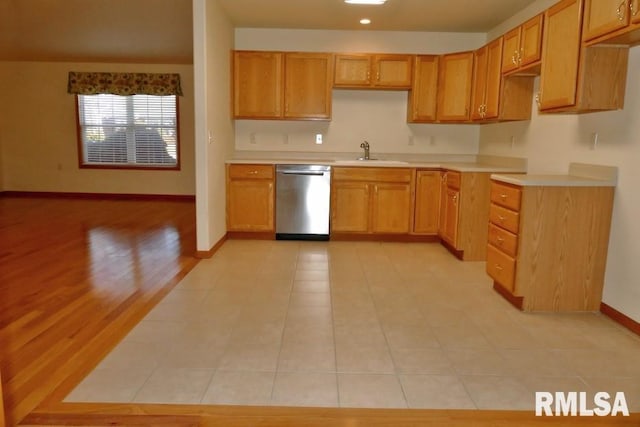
[
  {"x1": 345, "y1": 0, "x2": 387, "y2": 5},
  {"x1": 360, "y1": 18, "x2": 371, "y2": 25}
]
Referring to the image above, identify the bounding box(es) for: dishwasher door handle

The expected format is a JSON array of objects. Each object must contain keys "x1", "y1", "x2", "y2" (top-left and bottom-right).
[{"x1": 279, "y1": 171, "x2": 327, "y2": 176}]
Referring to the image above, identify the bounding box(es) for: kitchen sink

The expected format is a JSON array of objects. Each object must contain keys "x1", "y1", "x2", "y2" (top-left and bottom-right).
[{"x1": 333, "y1": 159, "x2": 409, "y2": 166}]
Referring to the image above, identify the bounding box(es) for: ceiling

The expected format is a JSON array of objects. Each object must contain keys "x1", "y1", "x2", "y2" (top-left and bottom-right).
[
  {"x1": 0, "y1": 0, "x2": 538, "y2": 63},
  {"x1": 216, "y1": 0, "x2": 539, "y2": 32}
]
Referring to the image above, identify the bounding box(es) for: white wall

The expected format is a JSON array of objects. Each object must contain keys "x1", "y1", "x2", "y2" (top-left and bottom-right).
[
  {"x1": 480, "y1": 3, "x2": 640, "y2": 322},
  {"x1": 193, "y1": 0, "x2": 235, "y2": 252},
  {"x1": 234, "y1": 29, "x2": 485, "y2": 157}
]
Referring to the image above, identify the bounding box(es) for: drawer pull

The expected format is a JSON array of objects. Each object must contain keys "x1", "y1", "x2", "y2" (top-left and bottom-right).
[
  {"x1": 248, "y1": 170, "x2": 259, "y2": 175},
  {"x1": 495, "y1": 264, "x2": 503, "y2": 271},
  {"x1": 498, "y1": 215, "x2": 505, "y2": 222},
  {"x1": 500, "y1": 194, "x2": 507, "y2": 200},
  {"x1": 496, "y1": 236, "x2": 505, "y2": 244}
]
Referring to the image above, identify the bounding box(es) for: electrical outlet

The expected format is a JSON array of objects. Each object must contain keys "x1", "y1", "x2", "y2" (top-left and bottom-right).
[
  {"x1": 315, "y1": 134, "x2": 323, "y2": 145},
  {"x1": 591, "y1": 132, "x2": 598, "y2": 150}
]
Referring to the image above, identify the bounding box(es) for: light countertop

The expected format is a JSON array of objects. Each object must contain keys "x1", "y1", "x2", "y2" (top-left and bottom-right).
[
  {"x1": 491, "y1": 163, "x2": 618, "y2": 187},
  {"x1": 226, "y1": 158, "x2": 527, "y2": 173}
]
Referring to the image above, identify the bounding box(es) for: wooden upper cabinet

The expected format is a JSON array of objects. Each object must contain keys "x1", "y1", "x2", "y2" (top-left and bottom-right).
[
  {"x1": 284, "y1": 53, "x2": 333, "y2": 119},
  {"x1": 471, "y1": 38, "x2": 503, "y2": 121},
  {"x1": 334, "y1": 54, "x2": 413, "y2": 89},
  {"x1": 539, "y1": 0, "x2": 629, "y2": 113},
  {"x1": 502, "y1": 14, "x2": 544, "y2": 74},
  {"x1": 233, "y1": 51, "x2": 283, "y2": 118},
  {"x1": 539, "y1": 0, "x2": 583, "y2": 110},
  {"x1": 407, "y1": 55, "x2": 439, "y2": 123},
  {"x1": 334, "y1": 54, "x2": 372, "y2": 86},
  {"x1": 471, "y1": 45, "x2": 489, "y2": 121},
  {"x1": 437, "y1": 51, "x2": 473, "y2": 122},
  {"x1": 233, "y1": 51, "x2": 332, "y2": 120},
  {"x1": 583, "y1": 0, "x2": 632, "y2": 41}
]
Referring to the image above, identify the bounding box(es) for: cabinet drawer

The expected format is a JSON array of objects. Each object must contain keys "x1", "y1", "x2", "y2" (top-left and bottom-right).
[
  {"x1": 228, "y1": 164, "x2": 274, "y2": 179},
  {"x1": 489, "y1": 203, "x2": 520, "y2": 234},
  {"x1": 333, "y1": 167, "x2": 412, "y2": 183},
  {"x1": 445, "y1": 170, "x2": 461, "y2": 189},
  {"x1": 486, "y1": 244, "x2": 516, "y2": 293},
  {"x1": 488, "y1": 223, "x2": 518, "y2": 257},
  {"x1": 490, "y1": 181, "x2": 522, "y2": 211}
]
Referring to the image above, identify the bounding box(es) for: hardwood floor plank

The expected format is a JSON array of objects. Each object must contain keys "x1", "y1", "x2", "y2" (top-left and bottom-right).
[
  {"x1": 21, "y1": 403, "x2": 640, "y2": 427},
  {"x1": 0, "y1": 197, "x2": 198, "y2": 425}
]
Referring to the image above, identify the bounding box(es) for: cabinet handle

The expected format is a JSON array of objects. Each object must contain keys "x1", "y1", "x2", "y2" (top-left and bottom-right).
[
  {"x1": 498, "y1": 215, "x2": 505, "y2": 222},
  {"x1": 376, "y1": 71, "x2": 380, "y2": 82},
  {"x1": 519, "y1": 48, "x2": 524, "y2": 64},
  {"x1": 248, "y1": 170, "x2": 259, "y2": 175},
  {"x1": 500, "y1": 193, "x2": 507, "y2": 200},
  {"x1": 511, "y1": 53, "x2": 518, "y2": 65},
  {"x1": 495, "y1": 264, "x2": 503, "y2": 271},
  {"x1": 496, "y1": 236, "x2": 505, "y2": 244},
  {"x1": 535, "y1": 92, "x2": 541, "y2": 108},
  {"x1": 631, "y1": 0, "x2": 639, "y2": 16},
  {"x1": 618, "y1": 0, "x2": 627, "y2": 21},
  {"x1": 453, "y1": 194, "x2": 458, "y2": 203}
]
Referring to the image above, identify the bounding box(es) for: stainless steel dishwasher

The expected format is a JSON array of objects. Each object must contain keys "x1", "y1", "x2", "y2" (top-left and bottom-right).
[{"x1": 276, "y1": 164, "x2": 331, "y2": 240}]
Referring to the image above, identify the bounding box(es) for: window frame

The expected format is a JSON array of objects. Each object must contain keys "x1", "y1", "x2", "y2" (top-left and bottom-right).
[{"x1": 74, "y1": 94, "x2": 181, "y2": 171}]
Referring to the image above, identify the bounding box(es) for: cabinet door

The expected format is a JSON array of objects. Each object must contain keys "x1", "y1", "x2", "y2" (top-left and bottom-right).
[
  {"x1": 633, "y1": 0, "x2": 640, "y2": 23},
  {"x1": 233, "y1": 51, "x2": 283, "y2": 118},
  {"x1": 502, "y1": 27, "x2": 521, "y2": 73},
  {"x1": 373, "y1": 54, "x2": 413, "y2": 88},
  {"x1": 331, "y1": 181, "x2": 370, "y2": 232},
  {"x1": 519, "y1": 14, "x2": 544, "y2": 67},
  {"x1": 583, "y1": 0, "x2": 630, "y2": 41},
  {"x1": 371, "y1": 183, "x2": 411, "y2": 234},
  {"x1": 471, "y1": 45, "x2": 489, "y2": 121},
  {"x1": 408, "y1": 55, "x2": 439, "y2": 122},
  {"x1": 484, "y1": 38, "x2": 504, "y2": 119},
  {"x1": 334, "y1": 54, "x2": 372, "y2": 87},
  {"x1": 414, "y1": 170, "x2": 441, "y2": 234},
  {"x1": 284, "y1": 53, "x2": 333, "y2": 119},
  {"x1": 227, "y1": 179, "x2": 274, "y2": 231},
  {"x1": 437, "y1": 52, "x2": 473, "y2": 121},
  {"x1": 539, "y1": 0, "x2": 582, "y2": 110},
  {"x1": 441, "y1": 187, "x2": 460, "y2": 246}
]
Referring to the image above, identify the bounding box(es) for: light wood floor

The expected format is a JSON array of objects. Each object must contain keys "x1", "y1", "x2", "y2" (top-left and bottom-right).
[{"x1": 1, "y1": 196, "x2": 638, "y2": 427}]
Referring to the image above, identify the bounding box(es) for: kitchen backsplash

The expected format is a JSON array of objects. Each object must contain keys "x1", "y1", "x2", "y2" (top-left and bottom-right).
[{"x1": 234, "y1": 90, "x2": 480, "y2": 155}]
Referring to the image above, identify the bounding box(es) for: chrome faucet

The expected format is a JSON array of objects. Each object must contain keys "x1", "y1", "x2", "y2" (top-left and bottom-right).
[{"x1": 360, "y1": 141, "x2": 370, "y2": 160}]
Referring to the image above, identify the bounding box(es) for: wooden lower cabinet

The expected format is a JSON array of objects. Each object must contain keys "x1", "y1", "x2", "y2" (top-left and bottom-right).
[
  {"x1": 371, "y1": 183, "x2": 412, "y2": 233},
  {"x1": 438, "y1": 170, "x2": 493, "y2": 261},
  {"x1": 487, "y1": 179, "x2": 615, "y2": 312},
  {"x1": 330, "y1": 181, "x2": 370, "y2": 232},
  {"x1": 413, "y1": 170, "x2": 441, "y2": 234},
  {"x1": 331, "y1": 167, "x2": 412, "y2": 235},
  {"x1": 226, "y1": 164, "x2": 275, "y2": 232}
]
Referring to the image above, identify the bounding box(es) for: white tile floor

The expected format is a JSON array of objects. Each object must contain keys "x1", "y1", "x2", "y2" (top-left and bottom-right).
[{"x1": 65, "y1": 240, "x2": 640, "y2": 411}]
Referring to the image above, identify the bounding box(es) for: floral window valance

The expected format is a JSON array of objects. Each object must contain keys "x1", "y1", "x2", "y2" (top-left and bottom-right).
[{"x1": 67, "y1": 72, "x2": 183, "y2": 96}]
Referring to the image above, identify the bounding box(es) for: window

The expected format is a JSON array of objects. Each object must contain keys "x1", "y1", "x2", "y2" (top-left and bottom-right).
[{"x1": 76, "y1": 94, "x2": 179, "y2": 169}]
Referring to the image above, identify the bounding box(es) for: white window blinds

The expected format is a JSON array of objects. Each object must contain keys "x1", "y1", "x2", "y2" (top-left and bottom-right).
[{"x1": 77, "y1": 94, "x2": 178, "y2": 167}]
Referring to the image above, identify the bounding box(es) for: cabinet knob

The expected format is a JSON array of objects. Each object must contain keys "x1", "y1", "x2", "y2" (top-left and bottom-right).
[
  {"x1": 249, "y1": 170, "x2": 258, "y2": 175},
  {"x1": 618, "y1": 0, "x2": 627, "y2": 21}
]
